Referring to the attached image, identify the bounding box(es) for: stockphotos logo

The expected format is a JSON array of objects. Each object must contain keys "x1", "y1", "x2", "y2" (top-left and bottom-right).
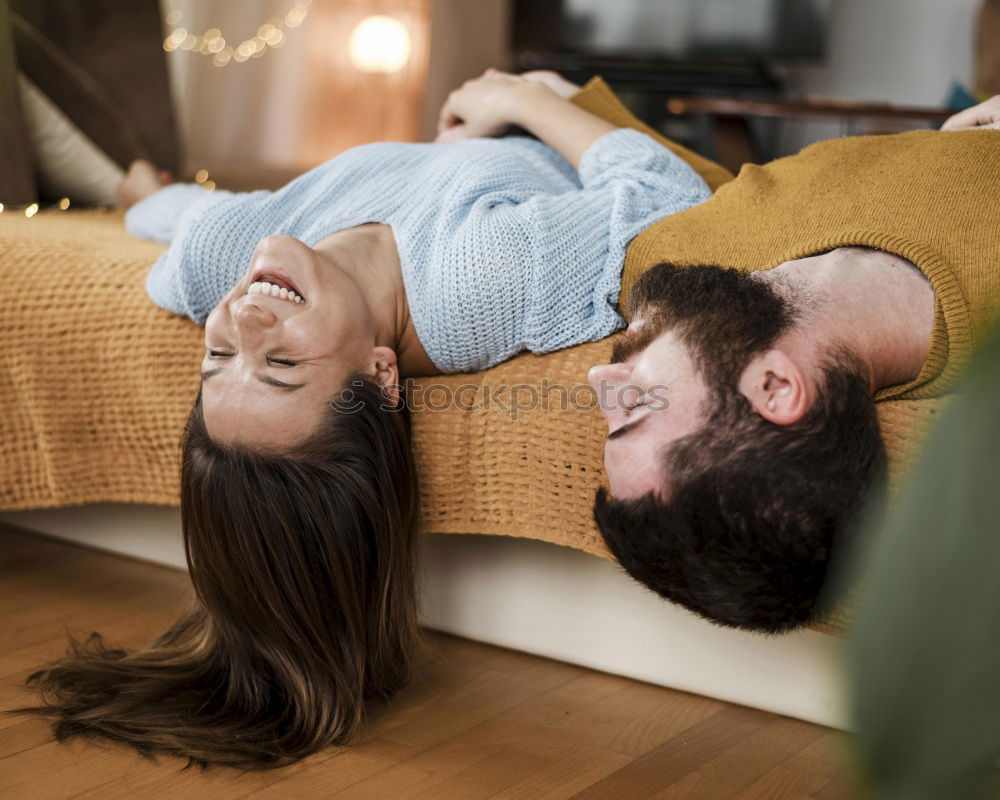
[{"x1": 330, "y1": 379, "x2": 669, "y2": 420}]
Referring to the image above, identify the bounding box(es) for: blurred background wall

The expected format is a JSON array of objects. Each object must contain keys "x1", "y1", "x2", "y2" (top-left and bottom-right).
[
  {"x1": 781, "y1": 0, "x2": 980, "y2": 149},
  {"x1": 3, "y1": 0, "x2": 991, "y2": 206},
  {"x1": 418, "y1": 0, "x2": 510, "y2": 141},
  {"x1": 163, "y1": 0, "x2": 510, "y2": 177}
]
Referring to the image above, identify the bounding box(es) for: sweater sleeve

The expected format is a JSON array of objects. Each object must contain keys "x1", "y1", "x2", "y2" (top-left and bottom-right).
[
  {"x1": 434, "y1": 128, "x2": 711, "y2": 370},
  {"x1": 529, "y1": 128, "x2": 711, "y2": 352},
  {"x1": 142, "y1": 186, "x2": 273, "y2": 322},
  {"x1": 570, "y1": 76, "x2": 734, "y2": 192},
  {"x1": 124, "y1": 183, "x2": 236, "y2": 245}
]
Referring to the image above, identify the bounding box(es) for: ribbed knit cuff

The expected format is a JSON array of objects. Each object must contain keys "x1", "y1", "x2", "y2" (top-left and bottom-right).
[
  {"x1": 578, "y1": 128, "x2": 674, "y2": 186},
  {"x1": 124, "y1": 182, "x2": 217, "y2": 244}
]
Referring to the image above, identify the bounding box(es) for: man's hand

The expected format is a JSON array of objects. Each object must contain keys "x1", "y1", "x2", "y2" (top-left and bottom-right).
[
  {"x1": 941, "y1": 95, "x2": 1000, "y2": 131},
  {"x1": 117, "y1": 159, "x2": 173, "y2": 208}
]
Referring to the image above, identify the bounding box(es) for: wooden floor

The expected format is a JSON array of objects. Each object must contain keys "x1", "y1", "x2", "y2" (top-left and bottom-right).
[{"x1": 0, "y1": 525, "x2": 864, "y2": 799}]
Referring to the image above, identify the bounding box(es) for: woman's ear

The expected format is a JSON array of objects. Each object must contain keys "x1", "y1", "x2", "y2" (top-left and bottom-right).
[
  {"x1": 738, "y1": 349, "x2": 811, "y2": 426},
  {"x1": 370, "y1": 346, "x2": 401, "y2": 407}
]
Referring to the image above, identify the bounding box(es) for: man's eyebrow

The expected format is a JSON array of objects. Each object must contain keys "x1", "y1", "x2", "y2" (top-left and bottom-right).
[
  {"x1": 608, "y1": 414, "x2": 651, "y2": 441},
  {"x1": 200, "y1": 367, "x2": 307, "y2": 391}
]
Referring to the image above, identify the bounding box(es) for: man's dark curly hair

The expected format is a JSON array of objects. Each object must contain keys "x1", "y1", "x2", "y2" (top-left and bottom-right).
[{"x1": 594, "y1": 264, "x2": 887, "y2": 634}]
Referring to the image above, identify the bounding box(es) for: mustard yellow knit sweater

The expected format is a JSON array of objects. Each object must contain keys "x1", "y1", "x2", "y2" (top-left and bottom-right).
[{"x1": 572, "y1": 78, "x2": 1000, "y2": 402}]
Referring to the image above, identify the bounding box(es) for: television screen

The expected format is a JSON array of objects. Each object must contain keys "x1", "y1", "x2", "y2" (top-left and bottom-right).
[{"x1": 513, "y1": 0, "x2": 832, "y2": 63}]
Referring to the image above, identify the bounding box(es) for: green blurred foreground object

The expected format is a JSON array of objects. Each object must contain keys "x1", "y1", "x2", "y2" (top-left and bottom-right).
[{"x1": 848, "y1": 321, "x2": 1000, "y2": 800}]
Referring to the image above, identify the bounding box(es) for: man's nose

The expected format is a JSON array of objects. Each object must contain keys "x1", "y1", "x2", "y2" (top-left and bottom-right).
[
  {"x1": 587, "y1": 362, "x2": 630, "y2": 392},
  {"x1": 587, "y1": 363, "x2": 631, "y2": 423}
]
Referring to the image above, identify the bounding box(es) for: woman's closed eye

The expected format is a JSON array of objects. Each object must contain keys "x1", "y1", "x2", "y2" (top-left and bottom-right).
[{"x1": 207, "y1": 350, "x2": 299, "y2": 367}]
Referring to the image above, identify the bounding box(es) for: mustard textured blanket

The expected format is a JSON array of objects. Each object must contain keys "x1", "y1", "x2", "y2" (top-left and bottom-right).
[{"x1": 0, "y1": 208, "x2": 946, "y2": 635}]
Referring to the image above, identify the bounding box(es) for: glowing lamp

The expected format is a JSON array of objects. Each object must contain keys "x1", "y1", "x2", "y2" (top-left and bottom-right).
[{"x1": 348, "y1": 15, "x2": 411, "y2": 73}]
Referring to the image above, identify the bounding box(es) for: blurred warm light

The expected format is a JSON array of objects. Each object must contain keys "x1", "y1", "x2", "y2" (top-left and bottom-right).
[
  {"x1": 58, "y1": 197, "x2": 71, "y2": 210},
  {"x1": 0, "y1": 203, "x2": 5, "y2": 214},
  {"x1": 194, "y1": 168, "x2": 209, "y2": 184},
  {"x1": 162, "y1": 1, "x2": 310, "y2": 66},
  {"x1": 348, "y1": 15, "x2": 412, "y2": 73},
  {"x1": 203, "y1": 180, "x2": 217, "y2": 192},
  {"x1": 25, "y1": 203, "x2": 38, "y2": 218}
]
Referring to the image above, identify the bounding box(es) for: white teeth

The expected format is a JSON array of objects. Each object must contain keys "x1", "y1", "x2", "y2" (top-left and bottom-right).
[{"x1": 246, "y1": 281, "x2": 304, "y2": 304}]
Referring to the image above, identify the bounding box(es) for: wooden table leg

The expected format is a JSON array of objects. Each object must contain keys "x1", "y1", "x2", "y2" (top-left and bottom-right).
[{"x1": 711, "y1": 114, "x2": 757, "y2": 173}]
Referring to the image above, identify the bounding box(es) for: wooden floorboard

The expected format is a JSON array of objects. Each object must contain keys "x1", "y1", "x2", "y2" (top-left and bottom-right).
[{"x1": 0, "y1": 525, "x2": 865, "y2": 799}]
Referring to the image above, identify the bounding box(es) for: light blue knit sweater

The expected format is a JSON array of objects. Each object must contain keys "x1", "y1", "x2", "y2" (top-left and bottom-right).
[{"x1": 126, "y1": 130, "x2": 710, "y2": 372}]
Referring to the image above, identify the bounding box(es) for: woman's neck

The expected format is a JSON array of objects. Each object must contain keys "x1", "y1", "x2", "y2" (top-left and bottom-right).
[{"x1": 313, "y1": 224, "x2": 437, "y2": 376}]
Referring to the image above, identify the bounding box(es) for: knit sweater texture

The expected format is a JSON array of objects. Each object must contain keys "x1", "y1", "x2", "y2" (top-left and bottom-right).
[
  {"x1": 126, "y1": 130, "x2": 711, "y2": 372},
  {"x1": 570, "y1": 78, "x2": 1000, "y2": 402}
]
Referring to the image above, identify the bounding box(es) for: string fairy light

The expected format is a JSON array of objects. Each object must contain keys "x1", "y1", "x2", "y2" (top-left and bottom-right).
[
  {"x1": 1, "y1": 198, "x2": 100, "y2": 216},
  {"x1": 193, "y1": 168, "x2": 216, "y2": 192},
  {"x1": 162, "y1": 0, "x2": 312, "y2": 68},
  {"x1": 1, "y1": 179, "x2": 214, "y2": 219}
]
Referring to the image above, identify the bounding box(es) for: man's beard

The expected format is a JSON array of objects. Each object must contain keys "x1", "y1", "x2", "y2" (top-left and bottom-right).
[{"x1": 611, "y1": 263, "x2": 796, "y2": 396}]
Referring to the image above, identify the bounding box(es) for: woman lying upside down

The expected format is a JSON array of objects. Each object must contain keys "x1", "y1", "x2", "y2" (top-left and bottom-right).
[{"x1": 20, "y1": 70, "x2": 712, "y2": 768}]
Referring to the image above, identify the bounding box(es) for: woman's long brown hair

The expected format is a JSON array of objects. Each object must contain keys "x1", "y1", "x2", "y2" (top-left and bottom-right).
[{"x1": 10, "y1": 376, "x2": 420, "y2": 769}]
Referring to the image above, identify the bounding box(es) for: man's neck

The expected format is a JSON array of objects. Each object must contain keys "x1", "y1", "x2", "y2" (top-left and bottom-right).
[{"x1": 760, "y1": 247, "x2": 936, "y2": 392}]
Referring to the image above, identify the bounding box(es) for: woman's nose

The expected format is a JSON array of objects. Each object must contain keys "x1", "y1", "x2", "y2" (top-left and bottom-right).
[{"x1": 235, "y1": 302, "x2": 278, "y2": 329}]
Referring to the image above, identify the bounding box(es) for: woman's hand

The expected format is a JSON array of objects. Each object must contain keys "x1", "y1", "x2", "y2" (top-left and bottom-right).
[
  {"x1": 117, "y1": 159, "x2": 173, "y2": 208},
  {"x1": 436, "y1": 67, "x2": 615, "y2": 168},
  {"x1": 436, "y1": 69, "x2": 583, "y2": 144},
  {"x1": 941, "y1": 95, "x2": 1000, "y2": 131},
  {"x1": 519, "y1": 70, "x2": 581, "y2": 100},
  {"x1": 436, "y1": 69, "x2": 549, "y2": 143}
]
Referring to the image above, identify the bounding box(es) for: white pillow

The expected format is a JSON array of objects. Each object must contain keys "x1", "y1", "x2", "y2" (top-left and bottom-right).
[{"x1": 17, "y1": 73, "x2": 125, "y2": 206}]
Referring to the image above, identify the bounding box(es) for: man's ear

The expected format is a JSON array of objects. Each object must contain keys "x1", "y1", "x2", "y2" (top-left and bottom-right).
[
  {"x1": 369, "y1": 346, "x2": 401, "y2": 406},
  {"x1": 738, "y1": 349, "x2": 811, "y2": 426}
]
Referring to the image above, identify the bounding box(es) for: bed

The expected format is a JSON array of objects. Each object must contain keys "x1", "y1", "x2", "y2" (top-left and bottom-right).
[{"x1": 0, "y1": 203, "x2": 946, "y2": 732}]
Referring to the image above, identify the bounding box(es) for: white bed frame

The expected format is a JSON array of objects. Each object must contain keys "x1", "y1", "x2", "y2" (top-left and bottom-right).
[{"x1": 1, "y1": 504, "x2": 847, "y2": 731}]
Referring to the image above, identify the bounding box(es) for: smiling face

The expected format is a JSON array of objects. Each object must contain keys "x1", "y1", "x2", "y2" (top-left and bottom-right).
[{"x1": 201, "y1": 235, "x2": 382, "y2": 451}]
